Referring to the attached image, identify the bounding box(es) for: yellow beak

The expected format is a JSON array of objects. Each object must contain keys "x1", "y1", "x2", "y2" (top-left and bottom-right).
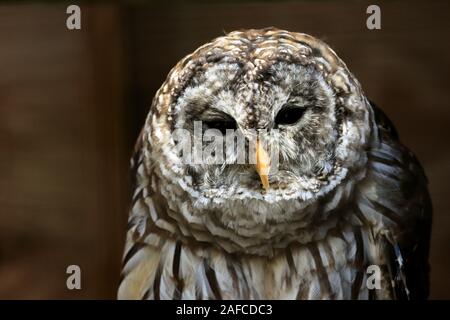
[{"x1": 255, "y1": 138, "x2": 270, "y2": 190}]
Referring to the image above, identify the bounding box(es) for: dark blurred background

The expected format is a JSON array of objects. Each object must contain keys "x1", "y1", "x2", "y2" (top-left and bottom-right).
[{"x1": 0, "y1": 1, "x2": 449, "y2": 299}]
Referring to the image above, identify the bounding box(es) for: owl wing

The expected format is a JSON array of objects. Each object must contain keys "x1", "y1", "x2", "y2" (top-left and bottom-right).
[
  {"x1": 118, "y1": 129, "x2": 162, "y2": 299},
  {"x1": 358, "y1": 101, "x2": 432, "y2": 299}
]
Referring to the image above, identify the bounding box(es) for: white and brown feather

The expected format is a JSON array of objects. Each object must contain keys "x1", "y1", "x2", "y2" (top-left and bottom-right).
[{"x1": 118, "y1": 28, "x2": 431, "y2": 300}]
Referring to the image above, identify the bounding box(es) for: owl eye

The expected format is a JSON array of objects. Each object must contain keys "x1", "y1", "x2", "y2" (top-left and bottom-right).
[
  {"x1": 202, "y1": 117, "x2": 238, "y2": 135},
  {"x1": 275, "y1": 105, "x2": 306, "y2": 126}
]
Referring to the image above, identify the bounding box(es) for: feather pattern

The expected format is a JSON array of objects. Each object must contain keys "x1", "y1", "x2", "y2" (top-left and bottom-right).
[{"x1": 118, "y1": 29, "x2": 431, "y2": 300}]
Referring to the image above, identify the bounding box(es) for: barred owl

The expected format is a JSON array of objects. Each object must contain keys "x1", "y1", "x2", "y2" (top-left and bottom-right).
[{"x1": 118, "y1": 28, "x2": 432, "y2": 300}]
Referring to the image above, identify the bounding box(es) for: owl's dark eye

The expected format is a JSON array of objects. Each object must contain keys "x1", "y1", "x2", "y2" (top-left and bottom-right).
[
  {"x1": 275, "y1": 105, "x2": 306, "y2": 126},
  {"x1": 202, "y1": 117, "x2": 237, "y2": 135}
]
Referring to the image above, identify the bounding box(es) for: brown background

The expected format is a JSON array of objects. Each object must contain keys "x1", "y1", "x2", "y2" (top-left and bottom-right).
[{"x1": 0, "y1": 1, "x2": 449, "y2": 299}]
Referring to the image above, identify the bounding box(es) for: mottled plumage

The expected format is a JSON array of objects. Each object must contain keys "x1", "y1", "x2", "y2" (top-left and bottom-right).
[{"x1": 118, "y1": 28, "x2": 431, "y2": 300}]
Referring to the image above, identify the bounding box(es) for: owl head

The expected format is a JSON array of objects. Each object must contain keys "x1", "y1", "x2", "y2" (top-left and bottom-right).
[{"x1": 144, "y1": 28, "x2": 372, "y2": 232}]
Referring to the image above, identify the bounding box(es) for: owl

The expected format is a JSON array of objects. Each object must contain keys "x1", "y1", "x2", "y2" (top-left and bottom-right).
[{"x1": 118, "y1": 28, "x2": 432, "y2": 300}]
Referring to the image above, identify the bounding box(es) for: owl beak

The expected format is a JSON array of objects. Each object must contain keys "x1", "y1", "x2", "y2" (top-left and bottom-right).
[{"x1": 255, "y1": 138, "x2": 270, "y2": 190}]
